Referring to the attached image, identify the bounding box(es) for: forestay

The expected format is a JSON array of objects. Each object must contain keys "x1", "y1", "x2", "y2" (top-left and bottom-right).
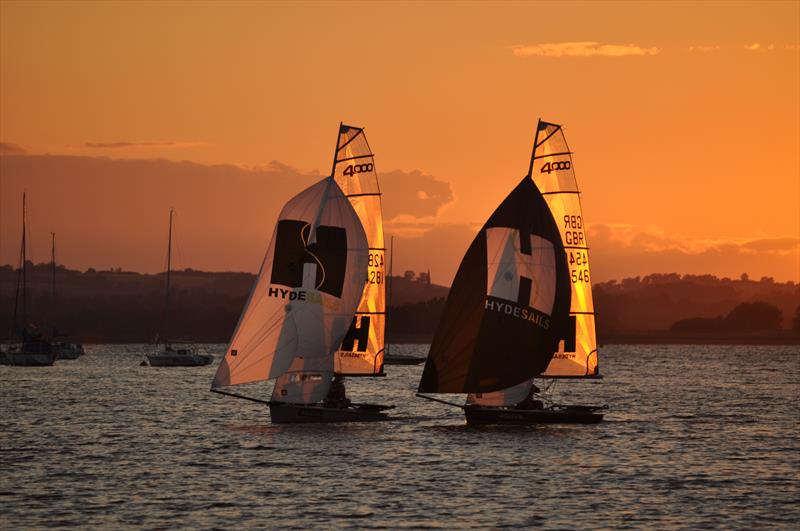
[
  {"x1": 418, "y1": 177, "x2": 572, "y2": 394},
  {"x1": 211, "y1": 177, "x2": 368, "y2": 391},
  {"x1": 332, "y1": 124, "x2": 386, "y2": 376},
  {"x1": 529, "y1": 120, "x2": 599, "y2": 378}
]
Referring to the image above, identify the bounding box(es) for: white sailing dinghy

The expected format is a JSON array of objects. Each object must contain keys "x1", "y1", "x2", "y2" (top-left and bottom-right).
[
  {"x1": 146, "y1": 210, "x2": 213, "y2": 367},
  {"x1": 417, "y1": 119, "x2": 605, "y2": 425},
  {"x1": 211, "y1": 124, "x2": 393, "y2": 423}
]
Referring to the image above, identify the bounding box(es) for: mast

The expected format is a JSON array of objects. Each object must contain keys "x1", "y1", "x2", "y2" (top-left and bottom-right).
[
  {"x1": 51, "y1": 232, "x2": 56, "y2": 337},
  {"x1": 164, "y1": 209, "x2": 173, "y2": 343},
  {"x1": 386, "y1": 235, "x2": 394, "y2": 357},
  {"x1": 51, "y1": 232, "x2": 56, "y2": 308},
  {"x1": 11, "y1": 194, "x2": 25, "y2": 337},
  {"x1": 22, "y1": 193, "x2": 27, "y2": 328}
]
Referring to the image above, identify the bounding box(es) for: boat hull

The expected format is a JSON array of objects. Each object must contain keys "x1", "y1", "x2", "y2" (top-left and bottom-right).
[
  {"x1": 465, "y1": 405, "x2": 604, "y2": 425},
  {"x1": 146, "y1": 353, "x2": 214, "y2": 367},
  {"x1": 2, "y1": 351, "x2": 57, "y2": 366},
  {"x1": 384, "y1": 356, "x2": 425, "y2": 366},
  {"x1": 269, "y1": 403, "x2": 392, "y2": 424},
  {"x1": 55, "y1": 344, "x2": 84, "y2": 360}
]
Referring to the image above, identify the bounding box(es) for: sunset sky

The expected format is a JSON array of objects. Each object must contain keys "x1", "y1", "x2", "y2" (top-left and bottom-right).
[{"x1": 1, "y1": 0, "x2": 798, "y2": 284}]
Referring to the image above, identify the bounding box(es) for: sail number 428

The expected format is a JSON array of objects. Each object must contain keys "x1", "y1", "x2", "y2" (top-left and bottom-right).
[
  {"x1": 368, "y1": 252, "x2": 384, "y2": 284},
  {"x1": 343, "y1": 163, "x2": 373, "y2": 176}
]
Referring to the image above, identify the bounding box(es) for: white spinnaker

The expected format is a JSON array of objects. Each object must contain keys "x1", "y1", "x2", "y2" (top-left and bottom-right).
[
  {"x1": 531, "y1": 121, "x2": 599, "y2": 377},
  {"x1": 211, "y1": 177, "x2": 368, "y2": 389},
  {"x1": 332, "y1": 125, "x2": 386, "y2": 375}
]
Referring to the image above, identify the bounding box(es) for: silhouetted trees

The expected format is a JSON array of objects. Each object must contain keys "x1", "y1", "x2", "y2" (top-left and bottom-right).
[{"x1": 671, "y1": 301, "x2": 783, "y2": 332}]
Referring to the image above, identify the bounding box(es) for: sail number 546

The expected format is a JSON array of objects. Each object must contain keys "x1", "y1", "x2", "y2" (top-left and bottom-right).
[{"x1": 571, "y1": 268, "x2": 589, "y2": 284}]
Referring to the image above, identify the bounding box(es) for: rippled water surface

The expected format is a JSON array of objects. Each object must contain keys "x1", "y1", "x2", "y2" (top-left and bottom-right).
[{"x1": 2, "y1": 344, "x2": 799, "y2": 529}]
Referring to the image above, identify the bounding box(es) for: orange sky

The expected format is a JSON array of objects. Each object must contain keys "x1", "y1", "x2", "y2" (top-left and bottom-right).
[{"x1": 1, "y1": 1, "x2": 798, "y2": 284}]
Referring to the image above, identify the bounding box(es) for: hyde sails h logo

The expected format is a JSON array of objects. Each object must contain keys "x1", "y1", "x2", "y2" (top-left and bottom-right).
[
  {"x1": 270, "y1": 220, "x2": 348, "y2": 298},
  {"x1": 485, "y1": 227, "x2": 556, "y2": 316}
]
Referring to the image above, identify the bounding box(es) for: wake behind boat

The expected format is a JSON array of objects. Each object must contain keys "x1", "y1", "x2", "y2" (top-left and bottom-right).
[
  {"x1": 211, "y1": 124, "x2": 392, "y2": 423},
  {"x1": 417, "y1": 119, "x2": 606, "y2": 425}
]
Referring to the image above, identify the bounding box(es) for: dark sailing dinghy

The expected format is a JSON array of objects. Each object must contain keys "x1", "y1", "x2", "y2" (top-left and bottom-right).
[
  {"x1": 211, "y1": 124, "x2": 393, "y2": 423},
  {"x1": 417, "y1": 120, "x2": 606, "y2": 425}
]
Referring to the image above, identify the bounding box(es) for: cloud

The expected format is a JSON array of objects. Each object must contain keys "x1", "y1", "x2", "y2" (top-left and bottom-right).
[
  {"x1": 0, "y1": 142, "x2": 27, "y2": 154},
  {"x1": 83, "y1": 141, "x2": 208, "y2": 149},
  {"x1": 588, "y1": 223, "x2": 799, "y2": 282},
  {"x1": 380, "y1": 169, "x2": 454, "y2": 220},
  {"x1": 687, "y1": 45, "x2": 721, "y2": 53},
  {"x1": 744, "y1": 43, "x2": 775, "y2": 51},
  {"x1": 388, "y1": 222, "x2": 478, "y2": 285},
  {"x1": 510, "y1": 42, "x2": 659, "y2": 58},
  {"x1": 0, "y1": 152, "x2": 456, "y2": 276}
]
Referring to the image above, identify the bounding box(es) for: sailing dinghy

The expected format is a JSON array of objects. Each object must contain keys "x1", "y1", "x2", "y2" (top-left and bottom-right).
[
  {"x1": 211, "y1": 124, "x2": 393, "y2": 423},
  {"x1": 417, "y1": 120, "x2": 606, "y2": 425}
]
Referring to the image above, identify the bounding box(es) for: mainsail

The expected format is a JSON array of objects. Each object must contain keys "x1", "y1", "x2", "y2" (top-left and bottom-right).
[
  {"x1": 211, "y1": 177, "x2": 368, "y2": 398},
  {"x1": 418, "y1": 177, "x2": 572, "y2": 394},
  {"x1": 331, "y1": 124, "x2": 386, "y2": 376},
  {"x1": 529, "y1": 120, "x2": 599, "y2": 378}
]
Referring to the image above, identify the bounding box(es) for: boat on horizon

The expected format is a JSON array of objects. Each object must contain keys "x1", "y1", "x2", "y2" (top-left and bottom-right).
[
  {"x1": 417, "y1": 119, "x2": 606, "y2": 425},
  {"x1": 145, "y1": 209, "x2": 213, "y2": 367},
  {"x1": 48, "y1": 233, "x2": 85, "y2": 360},
  {"x1": 3, "y1": 193, "x2": 57, "y2": 367},
  {"x1": 211, "y1": 123, "x2": 394, "y2": 423}
]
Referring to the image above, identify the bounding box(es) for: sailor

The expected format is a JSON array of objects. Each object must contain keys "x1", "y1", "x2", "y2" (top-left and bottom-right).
[
  {"x1": 324, "y1": 375, "x2": 351, "y2": 409},
  {"x1": 515, "y1": 384, "x2": 544, "y2": 410}
]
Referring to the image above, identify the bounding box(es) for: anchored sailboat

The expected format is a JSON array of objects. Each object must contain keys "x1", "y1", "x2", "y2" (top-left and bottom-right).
[
  {"x1": 49, "y1": 233, "x2": 85, "y2": 360},
  {"x1": 3, "y1": 193, "x2": 57, "y2": 367},
  {"x1": 145, "y1": 209, "x2": 213, "y2": 367},
  {"x1": 211, "y1": 124, "x2": 393, "y2": 423},
  {"x1": 417, "y1": 120, "x2": 605, "y2": 424}
]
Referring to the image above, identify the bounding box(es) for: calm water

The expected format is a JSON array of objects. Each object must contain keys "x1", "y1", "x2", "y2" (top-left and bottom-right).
[{"x1": 1, "y1": 344, "x2": 798, "y2": 529}]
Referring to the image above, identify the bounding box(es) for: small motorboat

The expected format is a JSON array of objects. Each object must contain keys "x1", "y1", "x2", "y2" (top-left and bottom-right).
[{"x1": 146, "y1": 345, "x2": 213, "y2": 367}]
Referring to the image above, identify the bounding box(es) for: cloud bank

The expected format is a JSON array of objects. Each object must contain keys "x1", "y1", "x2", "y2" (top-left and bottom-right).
[
  {"x1": 84, "y1": 141, "x2": 208, "y2": 149},
  {"x1": 0, "y1": 152, "x2": 454, "y2": 274},
  {"x1": 510, "y1": 42, "x2": 659, "y2": 58}
]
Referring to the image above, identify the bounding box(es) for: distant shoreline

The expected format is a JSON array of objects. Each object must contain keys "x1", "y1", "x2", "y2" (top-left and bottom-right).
[{"x1": 4, "y1": 334, "x2": 796, "y2": 346}]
